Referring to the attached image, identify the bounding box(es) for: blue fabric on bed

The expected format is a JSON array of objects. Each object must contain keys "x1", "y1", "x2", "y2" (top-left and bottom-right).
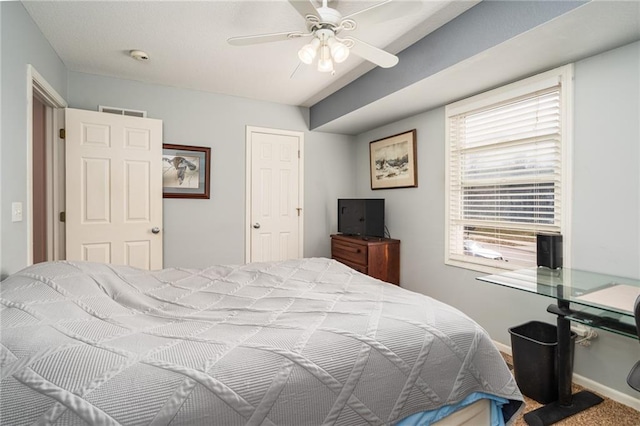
[{"x1": 395, "y1": 392, "x2": 509, "y2": 426}]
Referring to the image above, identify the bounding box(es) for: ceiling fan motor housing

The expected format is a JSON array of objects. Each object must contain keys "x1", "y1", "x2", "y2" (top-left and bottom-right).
[{"x1": 310, "y1": 6, "x2": 343, "y2": 30}]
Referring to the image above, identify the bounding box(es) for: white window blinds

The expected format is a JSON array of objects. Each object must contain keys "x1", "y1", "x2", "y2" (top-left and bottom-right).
[{"x1": 446, "y1": 67, "x2": 571, "y2": 271}]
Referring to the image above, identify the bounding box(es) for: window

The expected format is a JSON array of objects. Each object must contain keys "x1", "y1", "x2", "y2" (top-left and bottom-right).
[{"x1": 445, "y1": 66, "x2": 572, "y2": 272}]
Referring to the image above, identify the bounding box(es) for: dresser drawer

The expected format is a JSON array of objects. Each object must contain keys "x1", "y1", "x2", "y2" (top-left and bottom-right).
[
  {"x1": 330, "y1": 235, "x2": 400, "y2": 285},
  {"x1": 331, "y1": 240, "x2": 368, "y2": 266},
  {"x1": 333, "y1": 257, "x2": 368, "y2": 274}
]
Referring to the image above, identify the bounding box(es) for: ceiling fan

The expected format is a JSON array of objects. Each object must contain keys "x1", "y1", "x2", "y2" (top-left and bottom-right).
[{"x1": 228, "y1": 0, "x2": 413, "y2": 74}]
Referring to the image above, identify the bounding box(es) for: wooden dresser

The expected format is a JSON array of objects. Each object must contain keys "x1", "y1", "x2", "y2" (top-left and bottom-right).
[{"x1": 330, "y1": 234, "x2": 400, "y2": 285}]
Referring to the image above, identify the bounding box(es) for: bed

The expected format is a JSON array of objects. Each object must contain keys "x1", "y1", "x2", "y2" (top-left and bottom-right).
[{"x1": 0, "y1": 258, "x2": 523, "y2": 425}]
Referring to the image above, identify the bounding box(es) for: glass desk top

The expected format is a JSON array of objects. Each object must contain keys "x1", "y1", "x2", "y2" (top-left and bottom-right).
[{"x1": 477, "y1": 267, "x2": 640, "y2": 338}]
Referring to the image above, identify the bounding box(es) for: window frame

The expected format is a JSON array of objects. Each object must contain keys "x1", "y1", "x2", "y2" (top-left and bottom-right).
[{"x1": 444, "y1": 65, "x2": 574, "y2": 273}]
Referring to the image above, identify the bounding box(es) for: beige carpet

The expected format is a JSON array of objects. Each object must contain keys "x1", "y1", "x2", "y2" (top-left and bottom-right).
[{"x1": 501, "y1": 353, "x2": 640, "y2": 425}]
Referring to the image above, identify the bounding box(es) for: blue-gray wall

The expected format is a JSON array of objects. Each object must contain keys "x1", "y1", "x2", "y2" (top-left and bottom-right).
[
  {"x1": 0, "y1": 2, "x2": 356, "y2": 276},
  {"x1": 1, "y1": 3, "x2": 3, "y2": 274},
  {"x1": 572, "y1": 42, "x2": 640, "y2": 278},
  {"x1": 0, "y1": 2, "x2": 67, "y2": 278},
  {"x1": 66, "y1": 72, "x2": 356, "y2": 269},
  {"x1": 352, "y1": 41, "x2": 640, "y2": 399}
]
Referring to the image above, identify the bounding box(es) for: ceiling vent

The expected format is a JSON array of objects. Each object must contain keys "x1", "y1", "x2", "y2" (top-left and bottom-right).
[{"x1": 99, "y1": 105, "x2": 147, "y2": 118}]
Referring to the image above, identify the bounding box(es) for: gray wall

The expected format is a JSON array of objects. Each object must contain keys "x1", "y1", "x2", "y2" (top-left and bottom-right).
[
  {"x1": 572, "y1": 42, "x2": 640, "y2": 278},
  {"x1": 1, "y1": 3, "x2": 3, "y2": 274},
  {"x1": 304, "y1": 131, "x2": 358, "y2": 257},
  {"x1": 0, "y1": 1, "x2": 356, "y2": 275},
  {"x1": 0, "y1": 2, "x2": 68, "y2": 278},
  {"x1": 353, "y1": 41, "x2": 640, "y2": 399},
  {"x1": 67, "y1": 72, "x2": 355, "y2": 268}
]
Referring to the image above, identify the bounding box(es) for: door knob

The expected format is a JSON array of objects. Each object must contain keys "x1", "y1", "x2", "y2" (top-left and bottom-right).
[
  {"x1": 253, "y1": 223, "x2": 261, "y2": 229},
  {"x1": 151, "y1": 227, "x2": 160, "y2": 234}
]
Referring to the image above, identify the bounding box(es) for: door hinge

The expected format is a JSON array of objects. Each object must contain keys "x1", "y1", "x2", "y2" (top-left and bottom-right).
[
  {"x1": 298, "y1": 150, "x2": 300, "y2": 159},
  {"x1": 59, "y1": 128, "x2": 66, "y2": 139},
  {"x1": 296, "y1": 207, "x2": 302, "y2": 217},
  {"x1": 59, "y1": 212, "x2": 66, "y2": 222}
]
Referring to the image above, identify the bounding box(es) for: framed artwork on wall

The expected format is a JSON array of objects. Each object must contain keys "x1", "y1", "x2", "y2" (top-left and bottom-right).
[
  {"x1": 369, "y1": 129, "x2": 418, "y2": 189},
  {"x1": 162, "y1": 144, "x2": 211, "y2": 199}
]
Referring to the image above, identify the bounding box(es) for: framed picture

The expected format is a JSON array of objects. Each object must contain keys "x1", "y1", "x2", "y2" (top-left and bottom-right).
[
  {"x1": 162, "y1": 144, "x2": 211, "y2": 199},
  {"x1": 370, "y1": 129, "x2": 418, "y2": 189}
]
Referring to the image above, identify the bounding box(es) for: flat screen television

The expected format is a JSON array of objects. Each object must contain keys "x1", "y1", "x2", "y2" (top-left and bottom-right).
[{"x1": 337, "y1": 199, "x2": 385, "y2": 238}]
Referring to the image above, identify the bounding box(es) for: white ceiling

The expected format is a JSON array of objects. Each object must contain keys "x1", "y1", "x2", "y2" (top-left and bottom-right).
[
  {"x1": 21, "y1": 0, "x2": 640, "y2": 135},
  {"x1": 21, "y1": 0, "x2": 477, "y2": 107}
]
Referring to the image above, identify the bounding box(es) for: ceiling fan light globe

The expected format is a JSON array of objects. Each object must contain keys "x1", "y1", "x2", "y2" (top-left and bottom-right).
[
  {"x1": 298, "y1": 47, "x2": 316, "y2": 64},
  {"x1": 318, "y1": 58, "x2": 334, "y2": 73},
  {"x1": 329, "y1": 40, "x2": 349, "y2": 63},
  {"x1": 298, "y1": 38, "x2": 320, "y2": 65}
]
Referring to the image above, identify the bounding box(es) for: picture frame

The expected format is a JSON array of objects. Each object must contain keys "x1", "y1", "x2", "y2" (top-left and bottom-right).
[
  {"x1": 370, "y1": 129, "x2": 418, "y2": 190},
  {"x1": 162, "y1": 144, "x2": 211, "y2": 199}
]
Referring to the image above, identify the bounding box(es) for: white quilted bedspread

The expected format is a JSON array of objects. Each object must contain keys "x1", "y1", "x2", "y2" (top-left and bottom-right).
[{"x1": 0, "y1": 258, "x2": 522, "y2": 425}]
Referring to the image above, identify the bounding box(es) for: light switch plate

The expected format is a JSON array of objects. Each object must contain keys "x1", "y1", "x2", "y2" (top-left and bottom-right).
[{"x1": 12, "y1": 202, "x2": 23, "y2": 222}]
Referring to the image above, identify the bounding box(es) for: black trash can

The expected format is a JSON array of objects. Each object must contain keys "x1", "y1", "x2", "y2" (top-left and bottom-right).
[{"x1": 508, "y1": 321, "x2": 576, "y2": 404}]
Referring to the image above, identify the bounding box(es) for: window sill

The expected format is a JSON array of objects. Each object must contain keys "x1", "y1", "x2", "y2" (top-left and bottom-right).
[{"x1": 445, "y1": 258, "x2": 517, "y2": 275}]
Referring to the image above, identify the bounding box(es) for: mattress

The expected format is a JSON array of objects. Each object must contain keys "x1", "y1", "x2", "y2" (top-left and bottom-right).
[{"x1": 0, "y1": 258, "x2": 524, "y2": 425}]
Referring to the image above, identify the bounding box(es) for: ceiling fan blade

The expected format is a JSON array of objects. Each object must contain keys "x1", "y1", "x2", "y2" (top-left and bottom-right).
[
  {"x1": 348, "y1": 37, "x2": 399, "y2": 68},
  {"x1": 342, "y1": 0, "x2": 420, "y2": 27},
  {"x1": 287, "y1": 0, "x2": 320, "y2": 22},
  {"x1": 228, "y1": 31, "x2": 306, "y2": 46}
]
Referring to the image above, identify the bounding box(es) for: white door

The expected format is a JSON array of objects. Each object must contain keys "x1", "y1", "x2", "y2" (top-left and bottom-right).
[
  {"x1": 246, "y1": 126, "x2": 303, "y2": 263},
  {"x1": 65, "y1": 108, "x2": 163, "y2": 270}
]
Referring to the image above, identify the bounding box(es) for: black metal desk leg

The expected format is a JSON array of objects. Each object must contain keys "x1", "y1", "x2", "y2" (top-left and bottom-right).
[
  {"x1": 556, "y1": 299, "x2": 573, "y2": 406},
  {"x1": 522, "y1": 302, "x2": 604, "y2": 426}
]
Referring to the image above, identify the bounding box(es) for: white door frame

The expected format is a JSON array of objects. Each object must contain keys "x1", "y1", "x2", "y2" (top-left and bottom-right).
[
  {"x1": 245, "y1": 126, "x2": 304, "y2": 263},
  {"x1": 26, "y1": 65, "x2": 67, "y2": 265}
]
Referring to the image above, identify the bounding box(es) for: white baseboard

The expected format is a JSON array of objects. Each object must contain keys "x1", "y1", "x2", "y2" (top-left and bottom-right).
[
  {"x1": 492, "y1": 340, "x2": 640, "y2": 411},
  {"x1": 494, "y1": 341, "x2": 512, "y2": 356},
  {"x1": 571, "y1": 375, "x2": 640, "y2": 411}
]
